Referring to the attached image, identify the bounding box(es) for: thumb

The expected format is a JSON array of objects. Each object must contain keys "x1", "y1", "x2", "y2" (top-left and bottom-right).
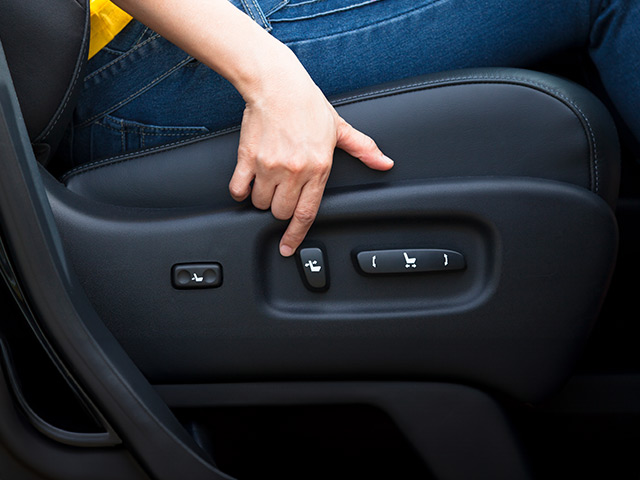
[{"x1": 335, "y1": 118, "x2": 394, "y2": 171}]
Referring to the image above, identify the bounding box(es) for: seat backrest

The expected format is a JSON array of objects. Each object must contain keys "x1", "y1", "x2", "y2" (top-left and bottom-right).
[{"x1": 0, "y1": 0, "x2": 89, "y2": 163}]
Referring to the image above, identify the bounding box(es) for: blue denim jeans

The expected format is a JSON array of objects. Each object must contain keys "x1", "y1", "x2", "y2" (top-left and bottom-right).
[{"x1": 67, "y1": 0, "x2": 640, "y2": 167}]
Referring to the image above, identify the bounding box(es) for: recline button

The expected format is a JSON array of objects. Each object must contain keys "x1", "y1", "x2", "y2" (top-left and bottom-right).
[
  {"x1": 172, "y1": 263, "x2": 222, "y2": 289},
  {"x1": 356, "y1": 249, "x2": 465, "y2": 274},
  {"x1": 299, "y1": 247, "x2": 328, "y2": 291}
]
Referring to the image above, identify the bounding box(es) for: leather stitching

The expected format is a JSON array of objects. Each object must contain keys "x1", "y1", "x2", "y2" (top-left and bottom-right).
[
  {"x1": 334, "y1": 74, "x2": 600, "y2": 194},
  {"x1": 62, "y1": 74, "x2": 600, "y2": 193}
]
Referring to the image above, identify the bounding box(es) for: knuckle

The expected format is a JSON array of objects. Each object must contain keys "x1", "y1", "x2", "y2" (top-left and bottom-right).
[
  {"x1": 258, "y1": 155, "x2": 279, "y2": 172},
  {"x1": 237, "y1": 143, "x2": 256, "y2": 161},
  {"x1": 311, "y1": 158, "x2": 331, "y2": 176},
  {"x1": 293, "y1": 206, "x2": 317, "y2": 225},
  {"x1": 287, "y1": 158, "x2": 307, "y2": 175}
]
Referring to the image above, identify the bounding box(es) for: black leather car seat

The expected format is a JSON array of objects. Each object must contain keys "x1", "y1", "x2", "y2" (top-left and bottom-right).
[
  {"x1": 0, "y1": 1, "x2": 622, "y2": 479},
  {"x1": 2, "y1": 0, "x2": 621, "y2": 395}
]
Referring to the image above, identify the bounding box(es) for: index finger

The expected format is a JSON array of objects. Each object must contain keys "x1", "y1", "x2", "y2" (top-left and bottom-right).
[{"x1": 278, "y1": 182, "x2": 324, "y2": 257}]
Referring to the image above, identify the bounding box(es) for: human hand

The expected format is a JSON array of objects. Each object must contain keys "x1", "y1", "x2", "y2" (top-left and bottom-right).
[
  {"x1": 121, "y1": 0, "x2": 391, "y2": 257},
  {"x1": 228, "y1": 50, "x2": 394, "y2": 257}
]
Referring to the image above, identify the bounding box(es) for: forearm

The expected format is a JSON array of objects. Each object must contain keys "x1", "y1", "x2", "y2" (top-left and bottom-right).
[
  {"x1": 111, "y1": 0, "x2": 296, "y2": 102},
  {"x1": 111, "y1": 0, "x2": 391, "y2": 257}
]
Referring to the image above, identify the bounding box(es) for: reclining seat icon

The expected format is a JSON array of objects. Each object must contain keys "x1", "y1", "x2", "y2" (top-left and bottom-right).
[
  {"x1": 304, "y1": 260, "x2": 322, "y2": 273},
  {"x1": 404, "y1": 252, "x2": 417, "y2": 269}
]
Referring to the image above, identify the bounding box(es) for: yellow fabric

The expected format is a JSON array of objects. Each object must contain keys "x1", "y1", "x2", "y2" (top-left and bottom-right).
[{"x1": 88, "y1": 0, "x2": 133, "y2": 59}]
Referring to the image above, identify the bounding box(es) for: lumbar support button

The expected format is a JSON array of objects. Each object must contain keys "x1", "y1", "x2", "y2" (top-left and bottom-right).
[
  {"x1": 298, "y1": 247, "x2": 328, "y2": 291},
  {"x1": 356, "y1": 249, "x2": 465, "y2": 275},
  {"x1": 172, "y1": 263, "x2": 222, "y2": 289}
]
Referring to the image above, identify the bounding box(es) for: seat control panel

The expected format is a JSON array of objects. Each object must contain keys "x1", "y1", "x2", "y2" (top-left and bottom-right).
[
  {"x1": 356, "y1": 249, "x2": 465, "y2": 274},
  {"x1": 172, "y1": 263, "x2": 223, "y2": 289}
]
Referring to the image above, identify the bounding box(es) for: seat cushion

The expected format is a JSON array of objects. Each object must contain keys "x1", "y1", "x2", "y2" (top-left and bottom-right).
[{"x1": 61, "y1": 67, "x2": 620, "y2": 209}]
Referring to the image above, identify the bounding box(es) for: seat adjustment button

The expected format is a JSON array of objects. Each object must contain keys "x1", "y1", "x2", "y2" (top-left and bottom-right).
[
  {"x1": 299, "y1": 247, "x2": 328, "y2": 291},
  {"x1": 356, "y1": 249, "x2": 465, "y2": 274},
  {"x1": 172, "y1": 263, "x2": 222, "y2": 289}
]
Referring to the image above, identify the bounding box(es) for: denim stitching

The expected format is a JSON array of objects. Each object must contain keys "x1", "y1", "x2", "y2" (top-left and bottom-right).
[
  {"x1": 280, "y1": 0, "x2": 447, "y2": 44},
  {"x1": 124, "y1": 131, "x2": 208, "y2": 136},
  {"x1": 264, "y1": 0, "x2": 289, "y2": 17},
  {"x1": 270, "y1": 0, "x2": 385, "y2": 22},
  {"x1": 240, "y1": 0, "x2": 258, "y2": 21},
  {"x1": 95, "y1": 120, "x2": 207, "y2": 155},
  {"x1": 61, "y1": 126, "x2": 240, "y2": 182},
  {"x1": 78, "y1": 56, "x2": 193, "y2": 128},
  {"x1": 99, "y1": 46, "x2": 128, "y2": 57},
  {"x1": 284, "y1": 0, "x2": 322, "y2": 7},
  {"x1": 120, "y1": 118, "x2": 126, "y2": 153},
  {"x1": 251, "y1": 0, "x2": 271, "y2": 28},
  {"x1": 96, "y1": 118, "x2": 208, "y2": 136},
  {"x1": 335, "y1": 74, "x2": 600, "y2": 193},
  {"x1": 133, "y1": 26, "x2": 150, "y2": 46},
  {"x1": 100, "y1": 115, "x2": 209, "y2": 132},
  {"x1": 84, "y1": 33, "x2": 161, "y2": 82},
  {"x1": 101, "y1": 130, "x2": 208, "y2": 137}
]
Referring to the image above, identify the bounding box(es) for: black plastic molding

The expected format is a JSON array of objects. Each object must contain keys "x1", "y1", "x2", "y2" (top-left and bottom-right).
[{"x1": 0, "y1": 37, "x2": 233, "y2": 480}]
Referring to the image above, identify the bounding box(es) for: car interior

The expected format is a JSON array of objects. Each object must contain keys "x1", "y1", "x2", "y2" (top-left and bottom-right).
[{"x1": 1, "y1": 1, "x2": 639, "y2": 479}]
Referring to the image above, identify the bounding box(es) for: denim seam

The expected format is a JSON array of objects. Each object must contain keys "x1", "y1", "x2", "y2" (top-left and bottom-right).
[
  {"x1": 100, "y1": 115, "x2": 210, "y2": 132},
  {"x1": 270, "y1": 0, "x2": 381, "y2": 22},
  {"x1": 133, "y1": 26, "x2": 150, "y2": 46},
  {"x1": 63, "y1": 76, "x2": 600, "y2": 194},
  {"x1": 279, "y1": 0, "x2": 448, "y2": 44},
  {"x1": 251, "y1": 0, "x2": 271, "y2": 28},
  {"x1": 61, "y1": 126, "x2": 240, "y2": 183},
  {"x1": 99, "y1": 46, "x2": 127, "y2": 56},
  {"x1": 120, "y1": 131, "x2": 209, "y2": 136},
  {"x1": 96, "y1": 122, "x2": 207, "y2": 138},
  {"x1": 94, "y1": 119, "x2": 125, "y2": 135},
  {"x1": 283, "y1": 0, "x2": 321, "y2": 7},
  {"x1": 100, "y1": 26, "x2": 150, "y2": 57},
  {"x1": 120, "y1": 118, "x2": 126, "y2": 153},
  {"x1": 334, "y1": 75, "x2": 600, "y2": 193},
  {"x1": 239, "y1": 0, "x2": 257, "y2": 21},
  {"x1": 240, "y1": 0, "x2": 273, "y2": 30},
  {"x1": 264, "y1": 0, "x2": 289, "y2": 17},
  {"x1": 84, "y1": 33, "x2": 161, "y2": 82},
  {"x1": 77, "y1": 56, "x2": 194, "y2": 128}
]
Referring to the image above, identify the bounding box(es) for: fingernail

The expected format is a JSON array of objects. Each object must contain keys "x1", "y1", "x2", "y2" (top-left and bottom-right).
[
  {"x1": 280, "y1": 244, "x2": 294, "y2": 257},
  {"x1": 382, "y1": 154, "x2": 394, "y2": 165}
]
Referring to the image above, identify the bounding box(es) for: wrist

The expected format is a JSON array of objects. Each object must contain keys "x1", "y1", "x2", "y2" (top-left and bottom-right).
[{"x1": 235, "y1": 42, "x2": 302, "y2": 105}]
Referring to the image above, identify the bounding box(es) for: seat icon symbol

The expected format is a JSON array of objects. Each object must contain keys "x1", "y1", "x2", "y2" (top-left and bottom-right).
[
  {"x1": 304, "y1": 260, "x2": 322, "y2": 273},
  {"x1": 192, "y1": 272, "x2": 204, "y2": 282},
  {"x1": 404, "y1": 252, "x2": 417, "y2": 268}
]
